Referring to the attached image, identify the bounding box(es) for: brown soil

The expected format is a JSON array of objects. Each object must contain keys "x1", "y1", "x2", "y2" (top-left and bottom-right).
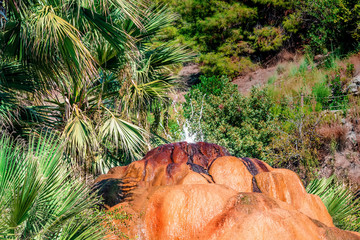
[
  {"x1": 232, "y1": 66, "x2": 278, "y2": 94},
  {"x1": 233, "y1": 50, "x2": 301, "y2": 94},
  {"x1": 175, "y1": 51, "x2": 360, "y2": 98},
  {"x1": 347, "y1": 52, "x2": 360, "y2": 75},
  {"x1": 178, "y1": 63, "x2": 201, "y2": 86},
  {"x1": 169, "y1": 63, "x2": 201, "y2": 103},
  {"x1": 174, "y1": 50, "x2": 301, "y2": 98}
]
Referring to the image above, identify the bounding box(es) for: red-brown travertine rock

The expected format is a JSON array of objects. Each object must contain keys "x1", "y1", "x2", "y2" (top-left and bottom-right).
[{"x1": 95, "y1": 142, "x2": 360, "y2": 240}]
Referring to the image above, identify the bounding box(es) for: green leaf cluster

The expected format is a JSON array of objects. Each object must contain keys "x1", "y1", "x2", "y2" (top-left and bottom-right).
[
  {"x1": 307, "y1": 176, "x2": 360, "y2": 231},
  {"x1": 184, "y1": 76, "x2": 277, "y2": 158},
  {"x1": 156, "y1": 0, "x2": 360, "y2": 77},
  {"x1": 156, "y1": 0, "x2": 299, "y2": 76},
  {"x1": 0, "y1": 1, "x2": 193, "y2": 174},
  {"x1": 0, "y1": 134, "x2": 105, "y2": 239},
  {"x1": 302, "y1": 0, "x2": 360, "y2": 52}
]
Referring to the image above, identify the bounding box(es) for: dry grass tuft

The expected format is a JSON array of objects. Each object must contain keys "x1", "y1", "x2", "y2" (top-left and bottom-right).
[{"x1": 317, "y1": 123, "x2": 349, "y2": 148}]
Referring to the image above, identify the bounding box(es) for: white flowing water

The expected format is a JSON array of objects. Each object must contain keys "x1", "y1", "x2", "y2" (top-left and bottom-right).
[
  {"x1": 171, "y1": 94, "x2": 205, "y2": 143},
  {"x1": 183, "y1": 120, "x2": 197, "y2": 143},
  {"x1": 160, "y1": 95, "x2": 205, "y2": 143}
]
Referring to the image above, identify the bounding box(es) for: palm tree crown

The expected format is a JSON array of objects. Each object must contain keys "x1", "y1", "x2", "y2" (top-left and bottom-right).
[{"x1": 0, "y1": 0, "x2": 193, "y2": 174}]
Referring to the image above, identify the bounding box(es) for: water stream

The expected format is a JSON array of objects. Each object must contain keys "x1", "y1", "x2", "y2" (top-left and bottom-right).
[{"x1": 161, "y1": 96, "x2": 205, "y2": 143}]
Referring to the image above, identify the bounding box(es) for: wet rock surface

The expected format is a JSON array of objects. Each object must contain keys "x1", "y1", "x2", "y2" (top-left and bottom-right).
[{"x1": 96, "y1": 142, "x2": 360, "y2": 240}]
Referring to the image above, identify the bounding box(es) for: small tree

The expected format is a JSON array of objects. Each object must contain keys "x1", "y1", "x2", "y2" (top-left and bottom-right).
[{"x1": 184, "y1": 76, "x2": 277, "y2": 159}]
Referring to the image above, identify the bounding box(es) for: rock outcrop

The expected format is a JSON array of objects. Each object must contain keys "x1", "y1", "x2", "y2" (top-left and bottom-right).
[
  {"x1": 347, "y1": 75, "x2": 360, "y2": 95},
  {"x1": 95, "y1": 142, "x2": 360, "y2": 240}
]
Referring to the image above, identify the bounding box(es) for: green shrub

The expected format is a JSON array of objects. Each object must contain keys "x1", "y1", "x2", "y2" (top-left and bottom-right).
[
  {"x1": 156, "y1": 0, "x2": 297, "y2": 77},
  {"x1": 312, "y1": 81, "x2": 331, "y2": 108},
  {"x1": 268, "y1": 74, "x2": 277, "y2": 84},
  {"x1": 302, "y1": 0, "x2": 360, "y2": 53},
  {"x1": 283, "y1": 11, "x2": 302, "y2": 34},
  {"x1": 250, "y1": 27, "x2": 286, "y2": 52},
  {"x1": 328, "y1": 74, "x2": 349, "y2": 110},
  {"x1": 219, "y1": 31, "x2": 255, "y2": 56},
  {"x1": 346, "y1": 63, "x2": 355, "y2": 78},
  {"x1": 200, "y1": 53, "x2": 257, "y2": 78},
  {"x1": 266, "y1": 108, "x2": 322, "y2": 182},
  {"x1": 157, "y1": 0, "x2": 360, "y2": 76},
  {"x1": 184, "y1": 77, "x2": 277, "y2": 158},
  {"x1": 193, "y1": 75, "x2": 228, "y2": 96}
]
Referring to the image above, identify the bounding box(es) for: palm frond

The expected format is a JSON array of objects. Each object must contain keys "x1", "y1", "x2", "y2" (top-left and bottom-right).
[
  {"x1": 307, "y1": 176, "x2": 360, "y2": 231},
  {"x1": 62, "y1": 107, "x2": 99, "y2": 163},
  {"x1": 99, "y1": 110, "x2": 145, "y2": 160},
  {"x1": 144, "y1": 44, "x2": 194, "y2": 70},
  {"x1": 82, "y1": 7, "x2": 131, "y2": 54},
  {"x1": 106, "y1": 0, "x2": 144, "y2": 29},
  {"x1": 0, "y1": 61, "x2": 40, "y2": 93},
  {"x1": 31, "y1": 5, "x2": 97, "y2": 81},
  {"x1": 139, "y1": 5, "x2": 178, "y2": 40},
  {"x1": 0, "y1": 133, "x2": 105, "y2": 239}
]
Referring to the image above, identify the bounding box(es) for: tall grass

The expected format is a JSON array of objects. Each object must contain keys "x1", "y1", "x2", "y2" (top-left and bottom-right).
[{"x1": 267, "y1": 53, "x2": 347, "y2": 109}]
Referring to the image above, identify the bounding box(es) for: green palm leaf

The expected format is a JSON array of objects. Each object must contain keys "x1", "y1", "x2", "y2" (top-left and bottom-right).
[
  {"x1": 99, "y1": 111, "x2": 145, "y2": 159},
  {"x1": 1, "y1": 0, "x2": 193, "y2": 175},
  {"x1": 307, "y1": 176, "x2": 360, "y2": 231},
  {"x1": 0, "y1": 133, "x2": 105, "y2": 239},
  {"x1": 62, "y1": 107, "x2": 99, "y2": 162},
  {"x1": 32, "y1": 5, "x2": 97, "y2": 81}
]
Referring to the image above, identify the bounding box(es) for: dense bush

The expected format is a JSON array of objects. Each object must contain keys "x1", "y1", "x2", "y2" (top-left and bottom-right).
[
  {"x1": 200, "y1": 54, "x2": 257, "y2": 78},
  {"x1": 184, "y1": 76, "x2": 277, "y2": 158},
  {"x1": 302, "y1": 0, "x2": 360, "y2": 53},
  {"x1": 156, "y1": 0, "x2": 298, "y2": 76},
  {"x1": 250, "y1": 27, "x2": 286, "y2": 52},
  {"x1": 184, "y1": 75, "x2": 346, "y2": 182},
  {"x1": 155, "y1": 0, "x2": 360, "y2": 77},
  {"x1": 266, "y1": 108, "x2": 323, "y2": 182}
]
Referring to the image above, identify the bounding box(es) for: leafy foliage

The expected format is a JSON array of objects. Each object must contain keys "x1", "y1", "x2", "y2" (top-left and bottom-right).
[
  {"x1": 0, "y1": 1, "x2": 193, "y2": 174},
  {"x1": 184, "y1": 76, "x2": 277, "y2": 158},
  {"x1": 155, "y1": 0, "x2": 360, "y2": 77},
  {"x1": 250, "y1": 27, "x2": 286, "y2": 52},
  {"x1": 302, "y1": 0, "x2": 360, "y2": 53},
  {"x1": 0, "y1": 134, "x2": 105, "y2": 239},
  {"x1": 307, "y1": 176, "x2": 360, "y2": 231},
  {"x1": 266, "y1": 106, "x2": 322, "y2": 182},
  {"x1": 156, "y1": 0, "x2": 298, "y2": 76}
]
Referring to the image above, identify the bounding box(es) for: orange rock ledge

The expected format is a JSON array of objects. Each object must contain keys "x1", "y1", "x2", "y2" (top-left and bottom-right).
[{"x1": 95, "y1": 142, "x2": 360, "y2": 240}]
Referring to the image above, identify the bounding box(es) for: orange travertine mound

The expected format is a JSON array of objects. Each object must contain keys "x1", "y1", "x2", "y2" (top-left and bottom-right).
[{"x1": 95, "y1": 142, "x2": 360, "y2": 240}]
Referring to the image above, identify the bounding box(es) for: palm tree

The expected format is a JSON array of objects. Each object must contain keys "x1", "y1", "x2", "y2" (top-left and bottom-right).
[
  {"x1": 0, "y1": 1, "x2": 193, "y2": 174},
  {"x1": 0, "y1": 60, "x2": 53, "y2": 137},
  {"x1": 0, "y1": 134, "x2": 105, "y2": 239}
]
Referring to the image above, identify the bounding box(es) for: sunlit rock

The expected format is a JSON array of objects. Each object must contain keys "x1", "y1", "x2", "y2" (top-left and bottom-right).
[{"x1": 95, "y1": 142, "x2": 360, "y2": 240}]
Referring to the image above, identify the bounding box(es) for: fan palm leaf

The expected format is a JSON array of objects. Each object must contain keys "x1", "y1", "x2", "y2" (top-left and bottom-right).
[
  {"x1": 1, "y1": 0, "x2": 193, "y2": 175},
  {"x1": 0, "y1": 134, "x2": 105, "y2": 239},
  {"x1": 62, "y1": 106, "x2": 99, "y2": 163},
  {"x1": 31, "y1": 5, "x2": 97, "y2": 81},
  {"x1": 99, "y1": 109, "x2": 145, "y2": 158}
]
